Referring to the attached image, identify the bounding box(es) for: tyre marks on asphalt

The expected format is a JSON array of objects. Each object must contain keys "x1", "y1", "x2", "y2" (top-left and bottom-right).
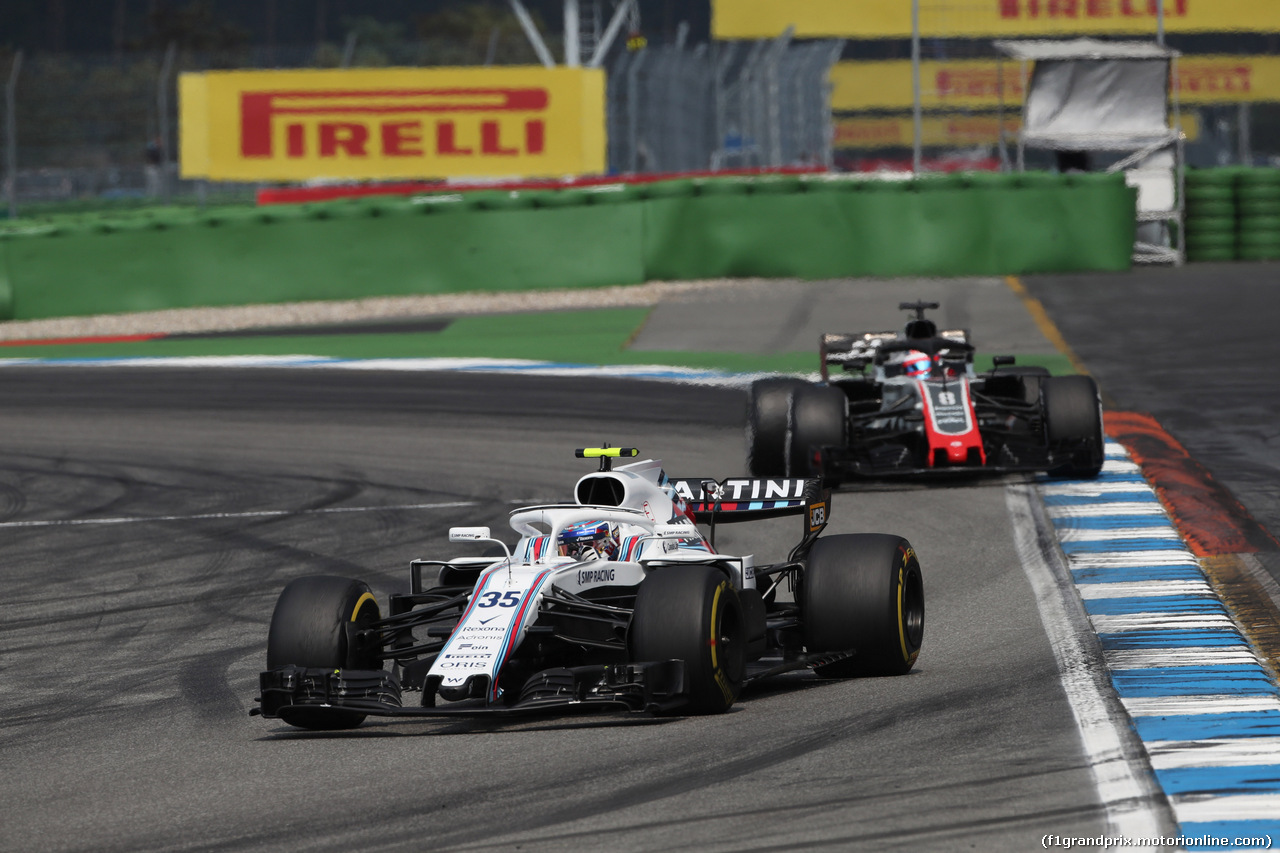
[{"x1": 1039, "y1": 442, "x2": 1280, "y2": 846}]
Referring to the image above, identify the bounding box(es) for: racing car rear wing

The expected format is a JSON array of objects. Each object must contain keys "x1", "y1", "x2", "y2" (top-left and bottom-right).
[
  {"x1": 820, "y1": 330, "x2": 971, "y2": 380},
  {"x1": 668, "y1": 477, "x2": 830, "y2": 534}
]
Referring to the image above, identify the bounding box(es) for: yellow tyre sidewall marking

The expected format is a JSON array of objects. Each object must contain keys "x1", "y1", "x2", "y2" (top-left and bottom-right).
[
  {"x1": 710, "y1": 581, "x2": 736, "y2": 705},
  {"x1": 896, "y1": 564, "x2": 909, "y2": 663},
  {"x1": 351, "y1": 592, "x2": 377, "y2": 622},
  {"x1": 896, "y1": 552, "x2": 921, "y2": 666}
]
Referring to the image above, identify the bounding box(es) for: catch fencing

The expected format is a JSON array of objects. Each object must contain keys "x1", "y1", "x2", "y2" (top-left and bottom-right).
[
  {"x1": 607, "y1": 34, "x2": 844, "y2": 174},
  {"x1": 1, "y1": 34, "x2": 843, "y2": 218}
]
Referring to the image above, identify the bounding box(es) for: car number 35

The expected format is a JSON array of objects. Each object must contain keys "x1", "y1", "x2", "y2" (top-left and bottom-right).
[{"x1": 476, "y1": 591, "x2": 522, "y2": 608}]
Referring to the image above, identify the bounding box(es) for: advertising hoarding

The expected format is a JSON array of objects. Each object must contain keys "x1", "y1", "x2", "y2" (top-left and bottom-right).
[
  {"x1": 180, "y1": 67, "x2": 606, "y2": 181},
  {"x1": 831, "y1": 56, "x2": 1277, "y2": 112},
  {"x1": 714, "y1": 0, "x2": 1280, "y2": 40}
]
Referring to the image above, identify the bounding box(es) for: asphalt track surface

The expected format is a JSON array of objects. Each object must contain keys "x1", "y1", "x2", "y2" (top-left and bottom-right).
[
  {"x1": 1025, "y1": 263, "x2": 1280, "y2": 580},
  {"x1": 1, "y1": 266, "x2": 1271, "y2": 852},
  {"x1": 0, "y1": 367, "x2": 1113, "y2": 852}
]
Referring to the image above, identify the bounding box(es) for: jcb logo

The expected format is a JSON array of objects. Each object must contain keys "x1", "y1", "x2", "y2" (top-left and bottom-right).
[
  {"x1": 809, "y1": 502, "x2": 827, "y2": 531},
  {"x1": 239, "y1": 88, "x2": 548, "y2": 161}
]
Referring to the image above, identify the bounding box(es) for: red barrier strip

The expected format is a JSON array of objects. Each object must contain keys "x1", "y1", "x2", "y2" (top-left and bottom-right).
[
  {"x1": 0, "y1": 334, "x2": 167, "y2": 347},
  {"x1": 1105, "y1": 411, "x2": 1279, "y2": 557},
  {"x1": 256, "y1": 165, "x2": 827, "y2": 206}
]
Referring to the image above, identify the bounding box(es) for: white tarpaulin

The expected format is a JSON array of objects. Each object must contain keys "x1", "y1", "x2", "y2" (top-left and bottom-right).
[
  {"x1": 996, "y1": 39, "x2": 1179, "y2": 149},
  {"x1": 1026, "y1": 60, "x2": 1170, "y2": 147},
  {"x1": 995, "y1": 38, "x2": 1184, "y2": 264}
]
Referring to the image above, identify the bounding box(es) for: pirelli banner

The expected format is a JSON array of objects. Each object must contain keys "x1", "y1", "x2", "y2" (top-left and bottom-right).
[
  {"x1": 180, "y1": 67, "x2": 606, "y2": 182},
  {"x1": 713, "y1": 0, "x2": 1280, "y2": 40},
  {"x1": 831, "y1": 56, "x2": 1280, "y2": 112},
  {"x1": 833, "y1": 113, "x2": 1200, "y2": 148}
]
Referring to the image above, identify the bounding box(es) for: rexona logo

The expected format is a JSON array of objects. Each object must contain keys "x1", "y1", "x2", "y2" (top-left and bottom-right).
[
  {"x1": 238, "y1": 88, "x2": 549, "y2": 160},
  {"x1": 181, "y1": 67, "x2": 606, "y2": 182}
]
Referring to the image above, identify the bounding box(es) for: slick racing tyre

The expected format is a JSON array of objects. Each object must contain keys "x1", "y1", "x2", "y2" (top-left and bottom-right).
[
  {"x1": 801, "y1": 534, "x2": 924, "y2": 677},
  {"x1": 267, "y1": 575, "x2": 382, "y2": 730},
  {"x1": 747, "y1": 378, "x2": 807, "y2": 477},
  {"x1": 630, "y1": 566, "x2": 746, "y2": 714},
  {"x1": 1043, "y1": 375, "x2": 1105, "y2": 479},
  {"x1": 786, "y1": 385, "x2": 846, "y2": 480}
]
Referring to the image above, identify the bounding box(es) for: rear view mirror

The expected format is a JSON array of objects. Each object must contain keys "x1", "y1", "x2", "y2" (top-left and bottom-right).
[{"x1": 449, "y1": 527, "x2": 492, "y2": 542}]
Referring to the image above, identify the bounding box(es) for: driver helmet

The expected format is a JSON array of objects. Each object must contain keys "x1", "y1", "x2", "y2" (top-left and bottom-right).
[
  {"x1": 892, "y1": 349, "x2": 933, "y2": 378},
  {"x1": 558, "y1": 520, "x2": 618, "y2": 560}
]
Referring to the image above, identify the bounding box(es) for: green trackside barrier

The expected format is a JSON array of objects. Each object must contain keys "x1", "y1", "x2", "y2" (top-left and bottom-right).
[
  {"x1": 642, "y1": 171, "x2": 1136, "y2": 280},
  {"x1": 0, "y1": 171, "x2": 1136, "y2": 322},
  {"x1": 0, "y1": 193, "x2": 645, "y2": 320}
]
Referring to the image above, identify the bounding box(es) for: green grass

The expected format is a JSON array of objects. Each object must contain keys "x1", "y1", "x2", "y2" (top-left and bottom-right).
[{"x1": 0, "y1": 306, "x2": 1076, "y2": 376}]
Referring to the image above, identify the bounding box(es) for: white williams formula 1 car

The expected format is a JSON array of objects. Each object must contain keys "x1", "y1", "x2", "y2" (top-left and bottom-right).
[{"x1": 254, "y1": 447, "x2": 925, "y2": 729}]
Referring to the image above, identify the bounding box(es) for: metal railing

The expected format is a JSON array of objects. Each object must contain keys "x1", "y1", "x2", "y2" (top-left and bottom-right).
[{"x1": 608, "y1": 34, "x2": 844, "y2": 175}]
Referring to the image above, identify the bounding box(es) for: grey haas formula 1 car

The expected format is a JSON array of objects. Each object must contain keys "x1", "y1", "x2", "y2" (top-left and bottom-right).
[
  {"x1": 253, "y1": 446, "x2": 924, "y2": 729},
  {"x1": 747, "y1": 301, "x2": 1104, "y2": 484}
]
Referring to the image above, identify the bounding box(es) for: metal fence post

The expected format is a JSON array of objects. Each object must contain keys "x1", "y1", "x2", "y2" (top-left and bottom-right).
[
  {"x1": 1239, "y1": 102, "x2": 1253, "y2": 166},
  {"x1": 4, "y1": 51, "x2": 20, "y2": 219},
  {"x1": 627, "y1": 48, "x2": 646, "y2": 173},
  {"x1": 157, "y1": 42, "x2": 176, "y2": 205},
  {"x1": 911, "y1": 0, "x2": 923, "y2": 173},
  {"x1": 765, "y1": 27, "x2": 794, "y2": 167}
]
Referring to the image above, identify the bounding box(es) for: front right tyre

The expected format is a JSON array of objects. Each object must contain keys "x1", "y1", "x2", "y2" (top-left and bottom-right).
[
  {"x1": 786, "y1": 385, "x2": 847, "y2": 479},
  {"x1": 266, "y1": 575, "x2": 382, "y2": 730},
  {"x1": 630, "y1": 565, "x2": 746, "y2": 714},
  {"x1": 746, "y1": 378, "x2": 808, "y2": 477}
]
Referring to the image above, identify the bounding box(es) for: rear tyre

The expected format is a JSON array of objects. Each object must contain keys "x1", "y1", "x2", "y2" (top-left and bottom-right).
[
  {"x1": 1043, "y1": 375, "x2": 1104, "y2": 479},
  {"x1": 267, "y1": 575, "x2": 382, "y2": 729},
  {"x1": 786, "y1": 385, "x2": 846, "y2": 479},
  {"x1": 747, "y1": 378, "x2": 807, "y2": 476},
  {"x1": 630, "y1": 566, "x2": 746, "y2": 714},
  {"x1": 801, "y1": 534, "x2": 924, "y2": 677}
]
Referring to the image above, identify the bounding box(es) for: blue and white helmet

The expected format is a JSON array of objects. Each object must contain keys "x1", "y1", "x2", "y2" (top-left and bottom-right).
[{"x1": 558, "y1": 520, "x2": 618, "y2": 559}]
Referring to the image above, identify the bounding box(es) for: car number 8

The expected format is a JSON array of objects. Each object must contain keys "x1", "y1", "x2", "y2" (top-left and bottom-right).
[{"x1": 477, "y1": 591, "x2": 521, "y2": 608}]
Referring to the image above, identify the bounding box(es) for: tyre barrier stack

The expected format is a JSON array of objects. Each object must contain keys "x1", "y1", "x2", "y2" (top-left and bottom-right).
[
  {"x1": 1237, "y1": 168, "x2": 1280, "y2": 262},
  {"x1": 1184, "y1": 166, "x2": 1280, "y2": 263},
  {"x1": 1183, "y1": 168, "x2": 1238, "y2": 263}
]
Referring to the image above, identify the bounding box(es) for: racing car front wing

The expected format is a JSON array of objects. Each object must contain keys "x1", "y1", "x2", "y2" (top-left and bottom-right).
[
  {"x1": 813, "y1": 427, "x2": 1089, "y2": 480},
  {"x1": 253, "y1": 661, "x2": 690, "y2": 720}
]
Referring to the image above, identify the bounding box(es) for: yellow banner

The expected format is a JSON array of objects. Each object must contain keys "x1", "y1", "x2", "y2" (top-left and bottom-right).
[
  {"x1": 832, "y1": 55, "x2": 1280, "y2": 111},
  {"x1": 180, "y1": 67, "x2": 606, "y2": 182},
  {"x1": 714, "y1": 0, "x2": 1280, "y2": 39},
  {"x1": 833, "y1": 113, "x2": 1199, "y2": 148}
]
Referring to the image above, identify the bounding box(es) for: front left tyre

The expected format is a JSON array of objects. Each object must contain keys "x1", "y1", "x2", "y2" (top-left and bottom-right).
[
  {"x1": 630, "y1": 565, "x2": 746, "y2": 714},
  {"x1": 1043, "y1": 375, "x2": 1104, "y2": 479},
  {"x1": 266, "y1": 575, "x2": 382, "y2": 730}
]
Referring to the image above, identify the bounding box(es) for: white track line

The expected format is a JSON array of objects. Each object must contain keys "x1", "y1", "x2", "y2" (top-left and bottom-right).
[
  {"x1": 0, "y1": 500, "x2": 477, "y2": 528},
  {"x1": 1006, "y1": 482, "x2": 1174, "y2": 844}
]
